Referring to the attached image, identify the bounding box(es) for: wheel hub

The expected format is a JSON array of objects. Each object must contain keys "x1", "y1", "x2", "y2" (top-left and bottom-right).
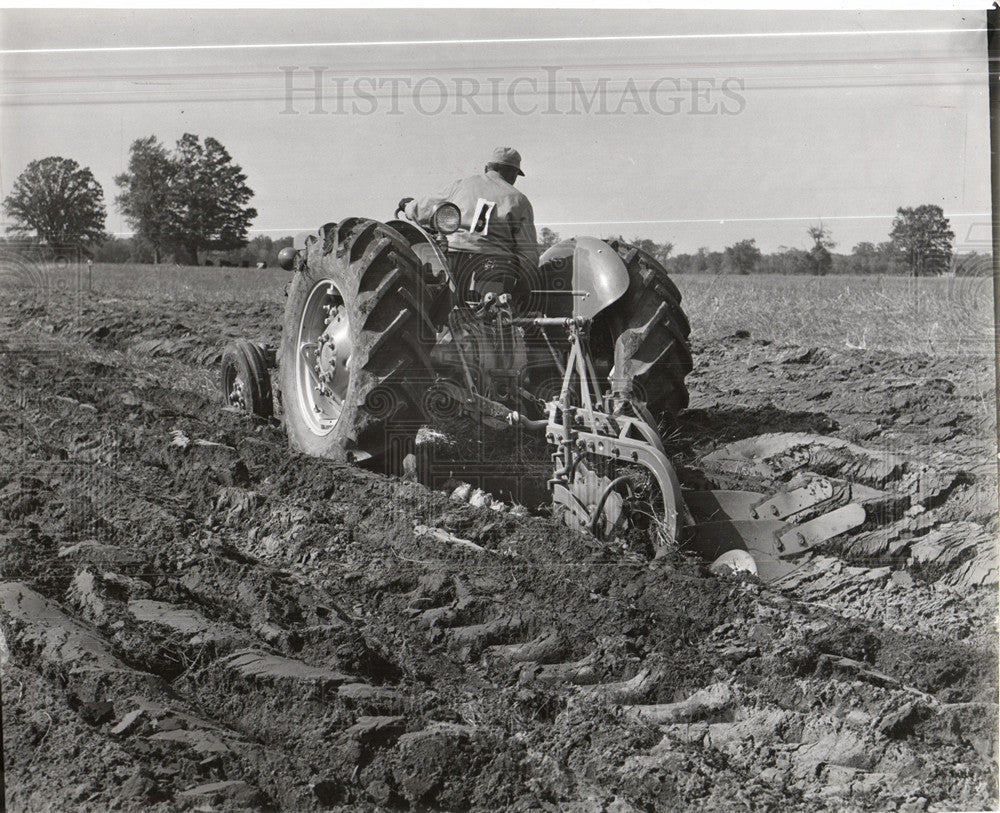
[
  {"x1": 314, "y1": 305, "x2": 351, "y2": 398},
  {"x1": 228, "y1": 377, "x2": 246, "y2": 407},
  {"x1": 295, "y1": 281, "x2": 354, "y2": 435}
]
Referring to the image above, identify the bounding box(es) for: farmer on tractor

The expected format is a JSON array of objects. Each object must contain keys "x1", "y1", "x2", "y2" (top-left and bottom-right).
[{"x1": 398, "y1": 147, "x2": 539, "y2": 299}]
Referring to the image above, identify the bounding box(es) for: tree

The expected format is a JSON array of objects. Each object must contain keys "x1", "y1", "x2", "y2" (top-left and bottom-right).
[
  {"x1": 847, "y1": 242, "x2": 879, "y2": 275},
  {"x1": 889, "y1": 205, "x2": 954, "y2": 277},
  {"x1": 876, "y1": 241, "x2": 907, "y2": 274},
  {"x1": 4, "y1": 156, "x2": 107, "y2": 250},
  {"x1": 954, "y1": 251, "x2": 992, "y2": 277},
  {"x1": 114, "y1": 137, "x2": 174, "y2": 263},
  {"x1": 705, "y1": 250, "x2": 725, "y2": 274},
  {"x1": 238, "y1": 234, "x2": 294, "y2": 267},
  {"x1": 92, "y1": 236, "x2": 133, "y2": 263},
  {"x1": 669, "y1": 253, "x2": 694, "y2": 274},
  {"x1": 631, "y1": 237, "x2": 673, "y2": 266},
  {"x1": 170, "y1": 134, "x2": 257, "y2": 265},
  {"x1": 538, "y1": 227, "x2": 561, "y2": 250},
  {"x1": 807, "y1": 224, "x2": 835, "y2": 276},
  {"x1": 807, "y1": 224, "x2": 835, "y2": 249},
  {"x1": 724, "y1": 238, "x2": 761, "y2": 274},
  {"x1": 757, "y1": 247, "x2": 811, "y2": 275},
  {"x1": 116, "y1": 133, "x2": 257, "y2": 265}
]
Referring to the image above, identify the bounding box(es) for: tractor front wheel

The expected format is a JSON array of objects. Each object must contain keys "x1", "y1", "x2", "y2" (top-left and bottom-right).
[{"x1": 220, "y1": 339, "x2": 273, "y2": 419}]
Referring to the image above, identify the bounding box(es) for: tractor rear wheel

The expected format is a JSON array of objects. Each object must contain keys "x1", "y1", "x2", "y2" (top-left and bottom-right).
[
  {"x1": 598, "y1": 240, "x2": 692, "y2": 421},
  {"x1": 277, "y1": 219, "x2": 437, "y2": 464}
]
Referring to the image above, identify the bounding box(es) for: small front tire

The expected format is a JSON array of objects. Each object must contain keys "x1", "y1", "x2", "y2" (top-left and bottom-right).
[{"x1": 220, "y1": 340, "x2": 273, "y2": 419}]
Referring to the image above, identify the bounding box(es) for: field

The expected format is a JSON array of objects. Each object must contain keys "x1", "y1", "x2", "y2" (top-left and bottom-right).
[
  {"x1": 1, "y1": 262, "x2": 997, "y2": 811},
  {"x1": 62, "y1": 262, "x2": 999, "y2": 355}
]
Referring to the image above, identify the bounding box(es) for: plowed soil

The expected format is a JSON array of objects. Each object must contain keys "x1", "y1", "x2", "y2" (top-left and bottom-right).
[{"x1": 1, "y1": 281, "x2": 996, "y2": 812}]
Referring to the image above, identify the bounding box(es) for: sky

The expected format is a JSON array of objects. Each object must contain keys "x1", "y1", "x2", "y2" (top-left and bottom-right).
[{"x1": 0, "y1": 9, "x2": 991, "y2": 254}]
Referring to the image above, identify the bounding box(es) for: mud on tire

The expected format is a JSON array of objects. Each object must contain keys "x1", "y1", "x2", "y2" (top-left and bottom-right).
[
  {"x1": 598, "y1": 240, "x2": 692, "y2": 420},
  {"x1": 277, "y1": 219, "x2": 437, "y2": 463}
]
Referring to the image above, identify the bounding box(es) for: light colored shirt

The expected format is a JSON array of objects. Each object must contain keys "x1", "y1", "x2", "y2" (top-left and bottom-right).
[{"x1": 405, "y1": 170, "x2": 539, "y2": 269}]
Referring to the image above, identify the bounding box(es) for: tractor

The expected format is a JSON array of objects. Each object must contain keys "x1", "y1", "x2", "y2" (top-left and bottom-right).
[{"x1": 220, "y1": 202, "x2": 866, "y2": 579}]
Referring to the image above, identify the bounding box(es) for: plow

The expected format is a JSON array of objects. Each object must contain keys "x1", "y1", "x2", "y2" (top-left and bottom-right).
[
  {"x1": 221, "y1": 204, "x2": 867, "y2": 580},
  {"x1": 513, "y1": 310, "x2": 869, "y2": 581}
]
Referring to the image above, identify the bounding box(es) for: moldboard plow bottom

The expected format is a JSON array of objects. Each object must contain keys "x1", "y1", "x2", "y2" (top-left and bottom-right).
[{"x1": 683, "y1": 483, "x2": 867, "y2": 581}]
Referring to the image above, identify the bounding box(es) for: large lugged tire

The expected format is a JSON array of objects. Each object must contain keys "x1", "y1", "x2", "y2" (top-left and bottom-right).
[
  {"x1": 598, "y1": 240, "x2": 692, "y2": 420},
  {"x1": 277, "y1": 219, "x2": 437, "y2": 463}
]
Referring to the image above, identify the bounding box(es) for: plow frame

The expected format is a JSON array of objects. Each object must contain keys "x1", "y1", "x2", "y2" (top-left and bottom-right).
[{"x1": 508, "y1": 316, "x2": 686, "y2": 546}]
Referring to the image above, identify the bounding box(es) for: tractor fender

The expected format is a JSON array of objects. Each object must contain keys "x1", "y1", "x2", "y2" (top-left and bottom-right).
[
  {"x1": 538, "y1": 237, "x2": 630, "y2": 321},
  {"x1": 571, "y1": 237, "x2": 630, "y2": 320},
  {"x1": 387, "y1": 218, "x2": 450, "y2": 279}
]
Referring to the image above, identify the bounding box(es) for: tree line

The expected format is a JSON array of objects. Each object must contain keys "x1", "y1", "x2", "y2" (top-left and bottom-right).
[
  {"x1": 3, "y1": 134, "x2": 257, "y2": 266},
  {"x1": 81, "y1": 233, "x2": 294, "y2": 267},
  {"x1": 542, "y1": 207, "x2": 978, "y2": 277},
  {"x1": 3, "y1": 141, "x2": 978, "y2": 276}
]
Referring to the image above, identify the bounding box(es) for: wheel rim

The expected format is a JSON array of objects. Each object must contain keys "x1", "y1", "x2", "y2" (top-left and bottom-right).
[
  {"x1": 588, "y1": 463, "x2": 669, "y2": 551},
  {"x1": 224, "y1": 365, "x2": 249, "y2": 411},
  {"x1": 295, "y1": 279, "x2": 354, "y2": 436}
]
